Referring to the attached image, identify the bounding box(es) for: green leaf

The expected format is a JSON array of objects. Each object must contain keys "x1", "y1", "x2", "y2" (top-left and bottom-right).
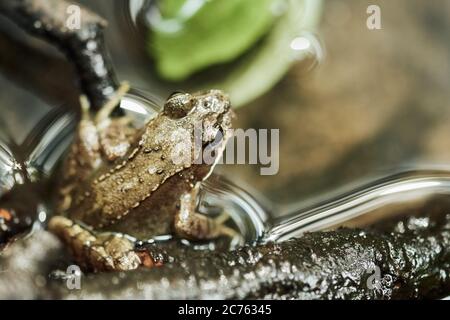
[{"x1": 148, "y1": 0, "x2": 278, "y2": 81}]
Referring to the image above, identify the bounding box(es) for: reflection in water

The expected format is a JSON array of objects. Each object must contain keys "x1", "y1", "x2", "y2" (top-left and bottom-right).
[
  {"x1": 0, "y1": 143, "x2": 16, "y2": 192},
  {"x1": 0, "y1": 104, "x2": 74, "y2": 245},
  {"x1": 289, "y1": 31, "x2": 325, "y2": 72},
  {"x1": 0, "y1": 90, "x2": 163, "y2": 245},
  {"x1": 143, "y1": 0, "x2": 209, "y2": 34},
  {"x1": 265, "y1": 169, "x2": 450, "y2": 242},
  {"x1": 110, "y1": 0, "x2": 323, "y2": 107}
]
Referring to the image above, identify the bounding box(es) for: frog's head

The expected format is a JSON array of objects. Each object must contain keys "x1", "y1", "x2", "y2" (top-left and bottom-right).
[
  {"x1": 162, "y1": 90, "x2": 233, "y2": 166},
  {"x1": 163, "y1": 89, "x2": 231, "y2": 122}
]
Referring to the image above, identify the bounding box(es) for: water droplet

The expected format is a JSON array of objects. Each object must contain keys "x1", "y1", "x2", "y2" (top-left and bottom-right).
[
  {"x1": 132, "y1": 202, "x2": 140, "y2": 209},
  {"x1": 116, "y1": 177, "x2": 125, "y2": 184}
]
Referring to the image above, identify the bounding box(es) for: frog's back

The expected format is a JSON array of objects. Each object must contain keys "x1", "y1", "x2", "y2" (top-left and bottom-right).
[{"x1": 102, "y1": 164, "x2": 211, "y2": 240}]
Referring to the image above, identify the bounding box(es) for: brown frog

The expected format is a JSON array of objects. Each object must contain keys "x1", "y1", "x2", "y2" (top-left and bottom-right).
[{"x1": 49, "y1": 83, "x2": 236, "y2": 272}]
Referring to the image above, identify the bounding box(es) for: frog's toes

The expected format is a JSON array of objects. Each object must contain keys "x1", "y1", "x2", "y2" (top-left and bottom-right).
[
  {"x1": 48, "y1": 216, "x2": 142, "y2": 272},
  {"x1": 98, "y1": 119, "x2": 135, "y2": 161},
  {"x1": 174, "y1": 209, "x2": 239, "y2": 241},
  {"x1": 97, "y1": 234, "x2": 142, "y2": 271},
  {"x1": 94, "y1": 82, "x2": 130, "y2": 124},
  {"x1": 214, "y1": 212, "x2": 242, "y2": 241}
]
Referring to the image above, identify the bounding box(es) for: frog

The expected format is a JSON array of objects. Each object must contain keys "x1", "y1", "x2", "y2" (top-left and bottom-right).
[{"x1": 48, "y1": 83, "x2": 236, "y2": 272}]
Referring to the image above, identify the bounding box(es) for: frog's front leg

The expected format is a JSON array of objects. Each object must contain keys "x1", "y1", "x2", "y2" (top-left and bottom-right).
[
  {"x1": 174, "y1": 184, "x2": 237, "y2": 240},
  {"x1": 48, "y1": 216, "x2": 142, "y2": 272},
  {"x1": 58, "y1": 85, "x2": 132, "y2": 211},
  {"x1": 95, "y1": 82, "x2": 136, "y2": 161}
]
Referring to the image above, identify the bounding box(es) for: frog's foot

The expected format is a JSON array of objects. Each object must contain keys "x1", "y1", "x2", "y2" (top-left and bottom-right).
[
  {"x1": 98, "y1": 117, "x2": 136, "y2": 161},
  {"x1": 174, "y1": 187, "x2": 239, "y2": 240},
  {"x1": 94, "y1": 82, "x2": 130, "y2": 124},
  {"x1": 213, "y1": 212, "x2": 240, "y2": 238},
  {"x1": 174, "y1": 185, "x2": 239, "y2": 241},
  {"x1": 175, "y1": 209, "x2": 239, "y2": 241},
  {"x1": 48, "y1": 216, "x2": 142, "y2": 272},
  {"x1": 88, "y1": 82, "x2": 137, "y2": 161}
]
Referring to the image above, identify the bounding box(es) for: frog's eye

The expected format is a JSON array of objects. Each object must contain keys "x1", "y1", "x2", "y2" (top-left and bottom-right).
[
  {"x1": 164, "y1": 92, "x2": 194, "y2": 119},
  {"x1": 168, "y1": 91, "x2": 185, "y2": 99}
]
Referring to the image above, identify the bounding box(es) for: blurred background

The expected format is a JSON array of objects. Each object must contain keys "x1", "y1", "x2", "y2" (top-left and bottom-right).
[{"x1": 1, "y1": 0, "x2": 450, "y2": 215}]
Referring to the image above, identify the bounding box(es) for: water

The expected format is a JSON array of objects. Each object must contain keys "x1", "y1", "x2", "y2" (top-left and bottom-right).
[
  {"x1": 1, "y1": 2, "x2": 448, "y2": 253},
  {"x1": 289, "y1": 31, "x2": 325, "y2": 73},
  {"x1": 101, "y1": 0, "x2": 324, "y2": 107},
  {"x1": 0, "y1": 88, "x2": 264, "y2": 250},
  {"x1": 264, "y1": 169, "x2": 450, "y2": 242},
  {"x1": 3, "y1": 89, "x2": 450, "y2": 249},
  {"x1": 0, "y1": 89, "x2": 162, "y2": 244},
  {"x1": 0, "y1": 102, "x2": 74, "y2": 244}
]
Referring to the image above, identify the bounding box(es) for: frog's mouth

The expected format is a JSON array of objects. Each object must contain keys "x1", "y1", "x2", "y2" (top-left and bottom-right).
[{"x1": 200, "y1": 127, "x2": 228, "y2": 165}]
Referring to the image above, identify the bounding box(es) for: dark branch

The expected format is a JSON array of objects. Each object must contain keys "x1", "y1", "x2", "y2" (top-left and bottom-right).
[{"x1": 0, "y1": 0, "x2": 119, "y2": 110}]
